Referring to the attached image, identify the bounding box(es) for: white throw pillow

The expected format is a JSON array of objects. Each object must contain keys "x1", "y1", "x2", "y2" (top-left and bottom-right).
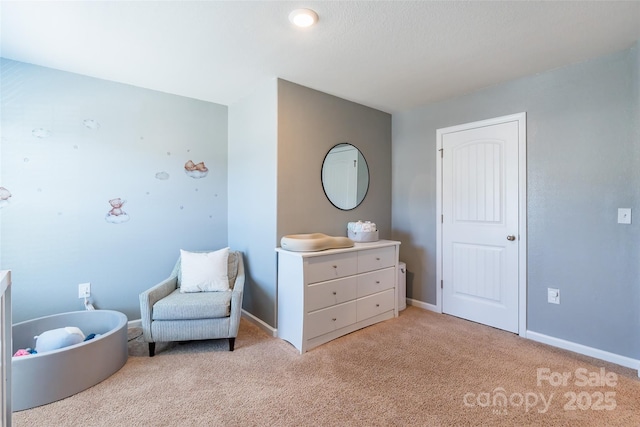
[{"x1": 179, "y1": 248, "x2": 230, "y2": 292}]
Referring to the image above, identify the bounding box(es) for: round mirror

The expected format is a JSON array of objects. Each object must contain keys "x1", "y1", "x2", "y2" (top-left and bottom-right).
[{"x1": 321, "y1": 143, "x2": 369, "y2": 210}]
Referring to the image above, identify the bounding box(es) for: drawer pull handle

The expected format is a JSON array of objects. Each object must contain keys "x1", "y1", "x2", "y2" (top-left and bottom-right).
[
  {"x1": 376, "y1": 257, "x2": 380, "y2": 261},
  {"x1": 332, "y1": 291, "x2": 337, "y2": 295},
  {"x1": 376, "y1": 281, "x2": 380, "y2": 284},
  {"x1": 332, "y1": 318, "x2": 337, "y2": 321},
  {"x1": 376, "y1": 304, "x2": 380, "y2": 307}
]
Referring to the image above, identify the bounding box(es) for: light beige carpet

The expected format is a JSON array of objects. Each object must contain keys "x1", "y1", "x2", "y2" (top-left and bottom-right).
[{"x1": 13, "y1": 307, "x2": 640, "y2": 426}]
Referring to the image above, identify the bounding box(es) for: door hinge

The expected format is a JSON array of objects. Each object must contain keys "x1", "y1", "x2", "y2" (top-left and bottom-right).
[
  {"x1": 441, "y1": 214, "x2": 443, "y2": 223},
  {"x1": 439, "y1": 148, "x2": 443, "y2": 158},
  {"x1": 441, "y1": 280, "x2": 443, "y2": 289}
]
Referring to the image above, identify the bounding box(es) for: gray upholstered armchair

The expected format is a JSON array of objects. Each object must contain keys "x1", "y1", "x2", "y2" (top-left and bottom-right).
[{"x1": 139, "y1": 250, "x2": 244, "y2": 356}]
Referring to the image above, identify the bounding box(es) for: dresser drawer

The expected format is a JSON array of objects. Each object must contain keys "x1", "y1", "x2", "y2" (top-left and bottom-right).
[
  {"x1": 306, "y1": 276, "x2": 357, "y2": 312},
  {"x1": 357, "y1": 267, "x2": 395, "y2": 298},
  {"x1": 306, "y1": 301, "x2": 357, "y2": 339},
  {"x1": 357, "y1": 246, "x2": 396, "y2": 273},
  {"x1": 356, "y1": 289, "x2": 395, "y2": 322},
  {"x1": 305, "y1": 252, "x2": 358, "y2": 284}
]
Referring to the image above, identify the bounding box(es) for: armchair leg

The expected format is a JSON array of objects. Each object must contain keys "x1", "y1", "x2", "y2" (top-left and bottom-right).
[
  {"x1": 149, "y1": 342, "x2": 156, "y2": 357},
  {"x1": 228, "y1": 338, "x2": 235, "y2": 351}
]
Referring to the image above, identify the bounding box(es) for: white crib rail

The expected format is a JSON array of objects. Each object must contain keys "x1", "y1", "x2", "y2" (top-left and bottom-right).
[{"x1": 0, "y1": 270, "x2": 12, "y2": 426}]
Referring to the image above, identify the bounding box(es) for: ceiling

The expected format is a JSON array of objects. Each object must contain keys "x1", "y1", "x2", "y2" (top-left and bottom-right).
[{"x1": 1, "y1": 1, "x2": 639, "y2": 114}]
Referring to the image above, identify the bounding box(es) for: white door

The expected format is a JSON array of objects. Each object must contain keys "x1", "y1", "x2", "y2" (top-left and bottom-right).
[{"x1": 441, "y1": 120, "x2": 520, "y2": 333}]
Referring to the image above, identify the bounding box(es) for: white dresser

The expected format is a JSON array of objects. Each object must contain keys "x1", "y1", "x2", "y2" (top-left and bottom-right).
[{"x1": 276, "y1": 240, "x2": 400, "y2": 353}]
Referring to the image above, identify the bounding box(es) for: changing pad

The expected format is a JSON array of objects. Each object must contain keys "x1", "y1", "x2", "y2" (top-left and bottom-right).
[{"x1": 280, "y1": 233, "x2": 354, "y2": 252}]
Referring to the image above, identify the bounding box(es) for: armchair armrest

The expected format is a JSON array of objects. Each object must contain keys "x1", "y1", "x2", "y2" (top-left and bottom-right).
[
  {"x1": 228, "y1": 254, "x2": 245, "y2": 337},
  {"x1": 139, "y1": 276, "x2": 178, "y2": 342}
]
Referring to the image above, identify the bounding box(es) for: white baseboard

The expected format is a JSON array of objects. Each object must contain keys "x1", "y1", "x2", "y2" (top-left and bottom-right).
[
  {"x1": 526, "y1": 330, "x2": 640, "y2": 377},
  {"x1": 406, "y1": 298, "x2": 439, "y2": 313},
  {"x1": 128, "y1": 319, "x2": 141, "y2": 329},
  {"x1": 241, "y1": 309, "x2": 278, "y2": 337},
  {"x1": 404, "y1": 302, "x2": 640, "y2": 377}
]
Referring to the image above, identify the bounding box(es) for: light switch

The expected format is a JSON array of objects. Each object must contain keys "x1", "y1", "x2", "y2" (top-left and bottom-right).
[
  {"x1": 547, "y1": 288, "x2": 560, "y2": 304},
  {"x1": 617, "y1": 208, "x2": 632, "y2": 224}
]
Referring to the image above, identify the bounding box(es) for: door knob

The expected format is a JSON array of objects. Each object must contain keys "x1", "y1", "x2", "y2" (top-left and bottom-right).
[{"x1": 507, "y1": 235, "x2": 516, "y2": 241}]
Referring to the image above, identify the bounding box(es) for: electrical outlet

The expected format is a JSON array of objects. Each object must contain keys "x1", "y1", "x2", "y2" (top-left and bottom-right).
[
  {"x1": 617, "y1": 208, "x2": 632, "y2": 224},
  {"x1": 547, "y1": 288, "x2": 560, "y2": 304},
  {"x1": 78, "y1": 282, "x2": 91, "y2": 299}
]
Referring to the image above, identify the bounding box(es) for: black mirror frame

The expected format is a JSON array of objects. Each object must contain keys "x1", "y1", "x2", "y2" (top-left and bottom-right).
[{"x1": 321, "y1": 143, "x2": 369, "y2": 211}]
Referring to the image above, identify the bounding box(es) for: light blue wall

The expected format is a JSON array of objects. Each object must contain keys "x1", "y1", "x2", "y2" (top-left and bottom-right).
[
  {"x1": 392, "y1": 46, "x2": 640, "y2": 358},
  {"x1": 228, "y1": 78, "x2": 278, "y2": 327},
  {"x1": 0, "y1": 59, "x2": 228, "y2": 322}
]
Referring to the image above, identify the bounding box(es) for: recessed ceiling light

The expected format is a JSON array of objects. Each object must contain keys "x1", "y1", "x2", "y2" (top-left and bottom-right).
[{"x1": 289, "y1": 8, "x2": 318, "y2": 28}]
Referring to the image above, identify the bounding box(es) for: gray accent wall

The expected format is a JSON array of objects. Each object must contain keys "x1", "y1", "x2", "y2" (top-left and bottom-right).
[
  {"x1": 277, "y1": 80, "x2": 392, "y2": 241},
  {"x1": 392, "y1": 46, "x2": 640, "y2": 358},
  {"x1": 1, "y1": 59, "x2": 229, "y2": 322}
]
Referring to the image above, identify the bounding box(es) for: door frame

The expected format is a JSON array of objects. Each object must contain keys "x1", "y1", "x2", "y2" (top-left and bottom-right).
[{"x1": 436, "y1": 113, "x2": 527, "y2": 337}]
